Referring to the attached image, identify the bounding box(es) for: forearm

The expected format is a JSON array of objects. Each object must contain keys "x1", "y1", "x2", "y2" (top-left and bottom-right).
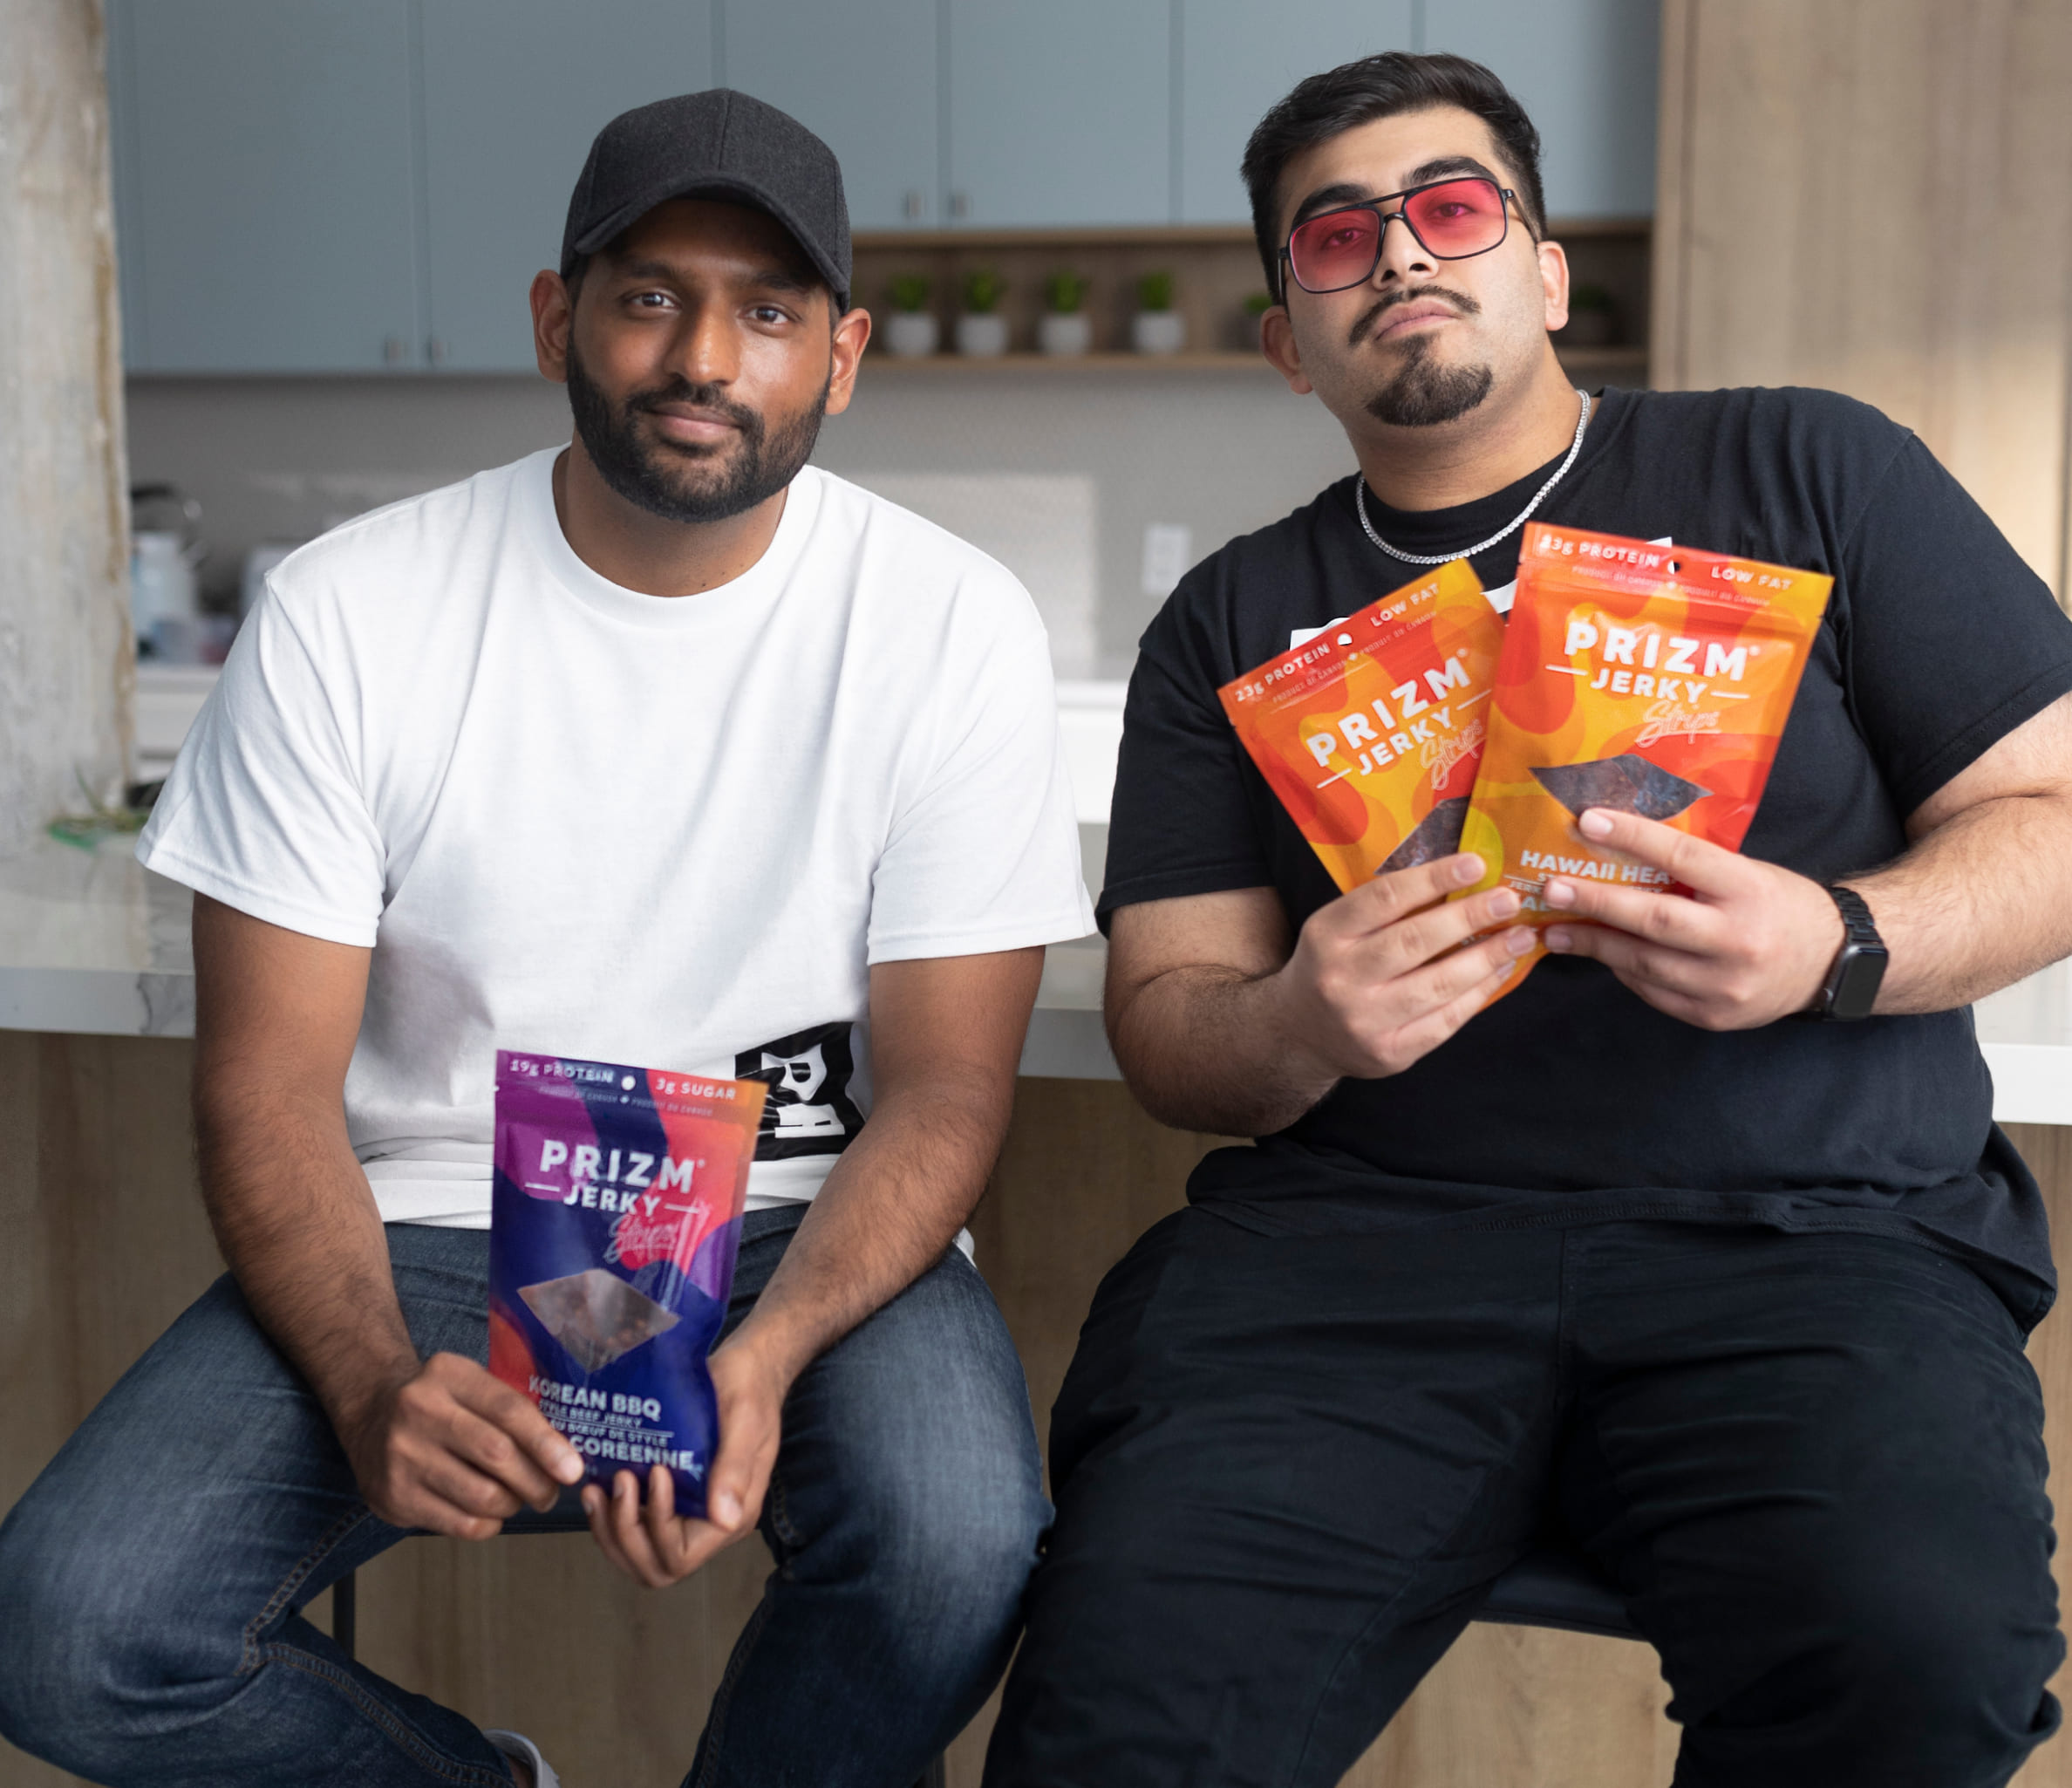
[
  {"x1": 1111, "y1": 964, "x2": 1335, "y2": 1136},
  {"x1": 726, "y1": 1072, "x2": 1012, "y2": 1388},
  {"x1": 194, "y1": 1084, "x2": 419, "y2": 1429},
  {"x1": 1851, "y1": 789, "x2": 2072, "y2": 1013}
]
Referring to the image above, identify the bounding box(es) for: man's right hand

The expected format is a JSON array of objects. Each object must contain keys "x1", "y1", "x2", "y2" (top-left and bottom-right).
[
  {"x1": 1105, "y1": 853, "x2": 1536, "y2": 1137},
  {"x1": 1266, "y1": 852, "x2": 1533, "y2": 1082},
  {"x1": 332, "y1": 1353, "x2": 585, "y2": 1541}
]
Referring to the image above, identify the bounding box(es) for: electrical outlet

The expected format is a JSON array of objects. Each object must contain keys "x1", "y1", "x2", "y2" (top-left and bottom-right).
[{"x1": 1142, "y1": 523, "x2": 1193, "y2": 597}]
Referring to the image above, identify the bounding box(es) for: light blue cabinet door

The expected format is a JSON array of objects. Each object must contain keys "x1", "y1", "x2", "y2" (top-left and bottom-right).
[
  {"x1": 419, "y1": 0, "x2": 714, "y2": 372},
  {"x1": 1177, "y1": 0, "x2": 1415, "y2": 226},
  {"x1": 945, "y1": 0, "x2": 1170, "y2": 227},
  {"x1": 108, "y1": 0, "x2": 422, "y2": 372},
  {"x1": 1425, "y1": 0, "x2": 1659, "y2": 219},
  {"x1": 724, "y1": 0, "x2": 937, "y2": 234}
]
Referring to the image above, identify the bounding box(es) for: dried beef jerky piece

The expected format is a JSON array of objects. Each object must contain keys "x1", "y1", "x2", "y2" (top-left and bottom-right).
[
  {"x1": 1378, "y1": 796, "x2": 1470, "y2": 874},
  {"x1": 1530, "y1": 754, "x2": 1710, "y2": 822},
  {"x1": 520, "y1": 1267, "x2": 680, "y2": 1374}
]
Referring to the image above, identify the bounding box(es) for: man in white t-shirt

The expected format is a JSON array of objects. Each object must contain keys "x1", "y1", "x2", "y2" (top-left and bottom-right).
[{"x1": 0, "y1": 92, "x2": 1091, "y2": 1788}]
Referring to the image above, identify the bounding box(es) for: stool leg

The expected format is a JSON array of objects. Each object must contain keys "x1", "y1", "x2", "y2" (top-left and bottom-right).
[{"x1": 332, "y1": 1568, "x2": 357, "y2": 1660}]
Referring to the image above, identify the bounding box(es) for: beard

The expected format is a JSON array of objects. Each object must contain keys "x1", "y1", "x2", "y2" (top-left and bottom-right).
[
  {"x1": 1365, "y1": 338, "x2": 1496, "y2": 427},
  {"x1": 1351, "y1": 285, "x2": 1496, "y2": 428},
  {"x1": 565, "y1": 344, "x2": 828, "y2": 525}
]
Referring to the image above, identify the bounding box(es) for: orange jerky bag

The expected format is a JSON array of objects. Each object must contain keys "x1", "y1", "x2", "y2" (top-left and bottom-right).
[
  {"x1": 1457, "y1": 522, "x2": 1832, "y2": 987},
  {"x1": 1219, "y1": 560, "x2": 1503, "y2": 891}
]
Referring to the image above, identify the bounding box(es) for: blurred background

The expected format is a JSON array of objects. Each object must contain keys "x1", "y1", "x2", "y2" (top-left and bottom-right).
[{"x1": 102, "y1": 0, "x2": 1663, "y2": 823}]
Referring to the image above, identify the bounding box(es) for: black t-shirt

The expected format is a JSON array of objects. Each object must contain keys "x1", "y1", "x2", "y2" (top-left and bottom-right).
[{"x1": 1101, "y1": 386, "x2": 2072, "y2": 1326}]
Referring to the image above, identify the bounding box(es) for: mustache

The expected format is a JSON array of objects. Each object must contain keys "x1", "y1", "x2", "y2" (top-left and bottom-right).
[
  {"x1": 1348, "y1": 284, "x2": 1482, "y2": 350},
  {"x1": 626, "y1": 377, "x2": 762, "y2": 435}
]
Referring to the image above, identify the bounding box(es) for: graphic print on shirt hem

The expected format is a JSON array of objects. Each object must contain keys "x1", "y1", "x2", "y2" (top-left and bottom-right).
[{"x1": 734, "y1": 1022, "x2": 866, "y2": 1159}]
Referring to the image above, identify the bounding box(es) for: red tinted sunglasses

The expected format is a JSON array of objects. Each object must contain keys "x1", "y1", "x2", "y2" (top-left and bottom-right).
[{"x1": 1282, "y1": 176, "x2": 1517, "y2": 297}]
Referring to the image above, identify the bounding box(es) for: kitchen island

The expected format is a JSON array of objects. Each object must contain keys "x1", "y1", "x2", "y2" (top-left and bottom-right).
[{"x1": 6, "y1": 836, "x2": 2072, "y2": 1788}]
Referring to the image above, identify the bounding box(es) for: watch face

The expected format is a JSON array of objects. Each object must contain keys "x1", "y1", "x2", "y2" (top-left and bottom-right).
[{"x1": 1829, "y1": 944, "x2": 1888, "y2": 1021}]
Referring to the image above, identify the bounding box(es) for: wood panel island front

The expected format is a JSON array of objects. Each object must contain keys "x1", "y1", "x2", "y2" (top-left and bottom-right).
[{"x1": 7, "y1": 836, "x2": 2072, "y2": 1787}]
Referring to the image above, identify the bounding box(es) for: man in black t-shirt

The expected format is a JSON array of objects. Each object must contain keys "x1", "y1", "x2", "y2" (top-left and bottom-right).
[{"x1": 985, "y1": 51, "x2": 2072, "y2": 1788}]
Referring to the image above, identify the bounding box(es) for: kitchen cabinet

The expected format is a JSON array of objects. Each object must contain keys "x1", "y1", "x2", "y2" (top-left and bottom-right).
[
  {"x1": 723, "y1": 0, "x2": 938, "y2": 234},
  {"x1": 1177, "y1": 0, "x2": 1415, "y2": 226},
  {"x1": 106, "y1": 0, "x2": 1660, "y2": 373},
  {"x1": 944, "y1": 0, "x2": 1171, "y2": 228},
  {"x1": 1427, "y1": 0, "x2": 1659, "y2": 221},
  {"x1": 1177, "y1": 0, "x2": 1656, "y2": 229},
  {"x1": 419, "y1": 0, "x2": 713, "y2": 371},
  {"x1": 107, "y1": 0, "x2": 422, "y2": 372}
]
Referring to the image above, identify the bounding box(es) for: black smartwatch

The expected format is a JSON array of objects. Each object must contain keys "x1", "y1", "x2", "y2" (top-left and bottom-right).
[{"x1": 1806, "y1": 883, "x2": 1888, "y2": 1021}]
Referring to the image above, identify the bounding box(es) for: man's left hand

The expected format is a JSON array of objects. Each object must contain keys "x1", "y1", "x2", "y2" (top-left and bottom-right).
[
  {"x1": 1541, "y1": 807, "x2": 1845, "y2": 1030},
  {"x1": 582, "y1": 1334, "x2": 788, "y2": 1589}
]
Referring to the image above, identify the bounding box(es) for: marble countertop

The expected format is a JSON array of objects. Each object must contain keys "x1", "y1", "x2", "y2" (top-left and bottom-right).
[
  {"x1": 0, "y1": 835, "x2": 1119, "y2": 1076},
  {"x1": 6, "y1": 837, "x2": 2069, "y2": 1120}
]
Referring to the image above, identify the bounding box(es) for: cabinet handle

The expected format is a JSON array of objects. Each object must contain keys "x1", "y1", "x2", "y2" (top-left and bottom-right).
[
  {"x1": 949, "y1": 191, "x2": 971, "y2": 220},
  {"x1": 383, "y1": 336, "x2": 407, "y2": 367},
  {"x1": 903, "y1": 188, "x2": 925, "y2": 222}
]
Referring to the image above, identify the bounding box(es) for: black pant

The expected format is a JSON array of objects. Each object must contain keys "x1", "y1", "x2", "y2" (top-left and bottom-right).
[{"x1": 984, "y1": 1212, "x2": 2063, "y2": 1787}]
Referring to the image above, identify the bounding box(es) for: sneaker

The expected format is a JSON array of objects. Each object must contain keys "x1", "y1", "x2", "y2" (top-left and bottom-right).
[{"x1": 483, "y1": 1729, "x2": 561, "y2": 1788}]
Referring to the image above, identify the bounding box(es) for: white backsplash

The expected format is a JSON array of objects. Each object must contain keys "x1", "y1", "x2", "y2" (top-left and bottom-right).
[{"x1": 846, "y1": 471, "x2": 1098, "y2": 679}]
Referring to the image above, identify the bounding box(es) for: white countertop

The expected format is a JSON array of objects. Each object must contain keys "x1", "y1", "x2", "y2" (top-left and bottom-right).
[
  {"x1": 0, "y1": 834, "x2": 1116, "y2": 1075},
  {"x1": 6, "y1": 836, "x2": 2069, "y2": 1120}
]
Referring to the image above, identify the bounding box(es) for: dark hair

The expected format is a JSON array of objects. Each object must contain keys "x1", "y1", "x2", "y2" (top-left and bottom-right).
[{"x1": 1241, "y1": 51, "x2": 1546, "y2": 297}]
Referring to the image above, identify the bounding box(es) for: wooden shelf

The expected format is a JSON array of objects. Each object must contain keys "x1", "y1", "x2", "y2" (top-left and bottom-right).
[
  {"x1": 855, "y1": 224, "x2": 1257, "y2": 252},
  {"x1": 852, "y1": 221, "x2": 1654, "y2": 373},
  {"x1": 859, "y1": 344, "x2": 1651, "y2": 381},
  {"x1": 852, "y1": 217, "x2": 1650, "y2": 250},
  {"x1": 863, "y1": 349, "x2": 1275, "y2": 372}
]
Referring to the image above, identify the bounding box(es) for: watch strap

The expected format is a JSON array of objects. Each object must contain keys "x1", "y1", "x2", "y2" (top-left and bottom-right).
[
  {"x1": 1826, "y1": 883, "x2": 1880, "y2": 947},
  {"x1": 1810, "y1": 883, "x2": 1888, "y2": 1020}
]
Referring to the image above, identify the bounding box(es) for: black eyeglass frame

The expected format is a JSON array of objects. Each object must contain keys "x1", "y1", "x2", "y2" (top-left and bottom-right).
[{"x1": 1278, "y1": 176, "x2": 1522, "y2": 300}]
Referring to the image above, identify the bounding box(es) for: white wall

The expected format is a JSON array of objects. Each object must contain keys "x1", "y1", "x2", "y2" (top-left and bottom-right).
[{"x1": 124, "y1": 366, "x2": 1360, "y2": 681}]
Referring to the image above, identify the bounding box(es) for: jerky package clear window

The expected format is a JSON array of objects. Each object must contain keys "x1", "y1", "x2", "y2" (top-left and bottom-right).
[
  {"x1": 1218, "y1": 560, "x2": 1503, "y2": 890},
  {"x1": 1457, "y1": 523, "x2": 1832, "y2": 994},
  {"x1": 489, "y1": 1049, "x2": 767, "y2": 1513}
]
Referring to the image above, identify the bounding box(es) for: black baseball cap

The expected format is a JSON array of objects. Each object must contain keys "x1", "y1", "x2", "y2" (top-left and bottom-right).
[{"x1": 560, "y1": 90, "x2": 851, "y2": 309}]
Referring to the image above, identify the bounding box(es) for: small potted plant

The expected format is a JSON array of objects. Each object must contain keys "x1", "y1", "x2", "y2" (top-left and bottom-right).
[
  {"x1": 1131, "y1": 270, "x2": 1185, "y2": 355},
  {"x1": 1038, "y1": 270, "x2": 1093, "y2": 356},
  {"x1": 1557, "y1": 283, "x2": 1618, "y2": 348},
  {"x1": 956, "y1": 268, "x2": 1010, "y2": 357},
  {"x1": 883, "y1": 275, "x2": 938, "y2": 358}
]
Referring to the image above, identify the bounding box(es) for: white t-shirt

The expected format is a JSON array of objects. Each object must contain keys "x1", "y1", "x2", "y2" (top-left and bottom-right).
[{"x1": 140, "y1": 451, "x2": 1094, "y2": 1227}]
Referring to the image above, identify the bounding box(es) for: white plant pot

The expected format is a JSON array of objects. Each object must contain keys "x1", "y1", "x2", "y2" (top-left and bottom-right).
[
  {"x1": 1132, "y1": 310, "x2": 1186, "y2": 355},
  {"x1": 956, "y1": 312, "x2": 1011, "y2": 357},
  {"x1": 884, "y1": 311, "x2": 940, "y2": 358},
  {"x1": 1038, "y1": 311, "x2": 1094, "y2": 356}
]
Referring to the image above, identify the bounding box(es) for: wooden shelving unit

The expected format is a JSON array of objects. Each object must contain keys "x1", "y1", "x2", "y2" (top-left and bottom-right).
[
  {"x1": 851, "y1": 221, "x2": 1653, "y2": 383},
  {"x1": 861, "y1": 344, "x2": 1651, "y2": 388}
]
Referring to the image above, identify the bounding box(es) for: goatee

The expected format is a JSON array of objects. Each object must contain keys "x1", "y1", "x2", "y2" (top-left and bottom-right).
[
  {"x1": 566, "y1": 345, "x2": 828, "y2": 524},
  {"x1": 1366, "y1": 337, "x2": 1495, "y2": 427}
]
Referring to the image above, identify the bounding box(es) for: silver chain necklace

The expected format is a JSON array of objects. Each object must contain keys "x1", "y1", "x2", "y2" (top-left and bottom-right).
[{"x1": 1355, "y1": 388, "x2": 1592, "y2": 566}]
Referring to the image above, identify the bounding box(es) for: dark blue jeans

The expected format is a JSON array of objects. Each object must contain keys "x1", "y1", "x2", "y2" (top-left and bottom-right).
[{"x1": 0, "y1": 1206, "x2": 1047, "y2": 1786}]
